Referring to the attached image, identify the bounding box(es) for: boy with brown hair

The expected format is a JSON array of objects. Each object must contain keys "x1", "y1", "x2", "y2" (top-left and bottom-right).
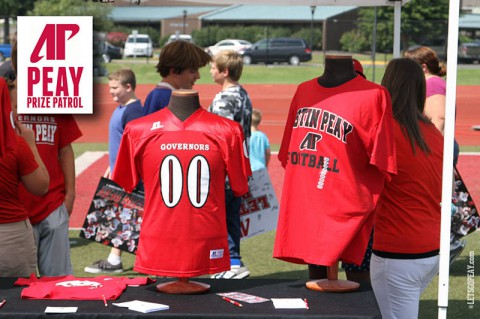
[
  {"x1": 209, "y1": 50, "x2": 252, "y2": 279},
  {"x1": 143, "y1": 40, "x2": 211, "y2": 116}
]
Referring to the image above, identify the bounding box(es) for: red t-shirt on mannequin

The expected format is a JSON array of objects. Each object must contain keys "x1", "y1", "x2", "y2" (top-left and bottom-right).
[{"x1": 274, "y1": 56, "x2": 397, "y2": 267}]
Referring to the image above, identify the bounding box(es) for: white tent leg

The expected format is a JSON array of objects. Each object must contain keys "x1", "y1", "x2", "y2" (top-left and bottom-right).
[
  {"x1": 438, "y1": 0, "x2": 461, "y2": 318},
  {"x1": 393, "y1": 1, "x2": 401, "y2": 57}
]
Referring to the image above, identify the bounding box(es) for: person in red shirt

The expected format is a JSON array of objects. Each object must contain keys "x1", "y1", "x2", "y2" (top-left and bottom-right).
[
  {"x1": 14, "y1": 37, "x2": 82, "y2": 276},
  {"x1": 371, "y1": 58, "x2": 443, "y2": 319},
  {"x1": 16, "y1": 113, "x2": 82, "y2": 277},
  {"x1": 0, "y1": 77, "x2": 49, "y2": 277}
]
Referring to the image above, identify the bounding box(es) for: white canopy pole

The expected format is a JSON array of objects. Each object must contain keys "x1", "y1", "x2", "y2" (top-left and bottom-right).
[
  {"x1": 393, "y1": 1, "x2": 401, "y2": 57},
  {"x1": 437, "y1": 0, "x2": 460, "y2": 318}
]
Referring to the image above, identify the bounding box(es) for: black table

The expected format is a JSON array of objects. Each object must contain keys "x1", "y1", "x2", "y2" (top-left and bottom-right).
[{"x1": 0, "y1": 277, "x2": 380, "y2": 318}]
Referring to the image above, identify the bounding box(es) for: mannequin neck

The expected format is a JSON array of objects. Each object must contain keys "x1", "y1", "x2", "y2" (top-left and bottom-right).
[
  {"x1": 168, "y1": 89, "x2": 201, "y2": 122},
  {"x1": 318, "y1": 55, "x2": 357, "y2": 88}
]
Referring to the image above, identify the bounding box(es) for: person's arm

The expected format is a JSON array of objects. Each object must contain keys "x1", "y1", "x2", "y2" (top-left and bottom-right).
[
  {"x1": 425, "y1": 95, "x2": 446, "y2": 134},
  {"x1": 16, "y1": 121, "x2": 49, "y2": 195},
  {"x1": 209, "y1": 94, "x2": 236, "y2": 120},
  {"x1": 265, "y1": 147, "x2": 271, "y2": 168},
  {"x1": 104, "y1": 166, "x2": 111, "y2": 178},
  {"x1": 59, "y1": 144, "x2": 76, "y2": 215}
]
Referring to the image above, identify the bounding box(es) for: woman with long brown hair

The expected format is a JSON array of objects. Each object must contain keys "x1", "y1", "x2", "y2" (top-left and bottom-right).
[{"x1": 371, "y1": 58, "x2": 443, "y2": 319}]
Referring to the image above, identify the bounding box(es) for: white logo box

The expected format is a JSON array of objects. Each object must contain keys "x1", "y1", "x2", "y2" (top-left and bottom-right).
[{"x1": 17, "y1": 16, "x2": 93, "y2": 114}]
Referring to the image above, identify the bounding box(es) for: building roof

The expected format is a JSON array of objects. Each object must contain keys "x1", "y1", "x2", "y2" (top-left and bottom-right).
[
  {"x1": 109, "y1": 6, "x2": 223, "y2": 22},
  {"x1": 109, "y1": 5, "x2": 356, "y2": 23},
  {"x1": 109, "y1": 5, "x2": 480, "y2": 31},
  {"x1": 200, "y1": 5, "x2": 356, "y2": 22},
  {"x1": 459, "y1": 14, "x2": 480, "y2": 29},
  {"x1": 155, "y1": 0, "x2": 410, "y2": 6}
]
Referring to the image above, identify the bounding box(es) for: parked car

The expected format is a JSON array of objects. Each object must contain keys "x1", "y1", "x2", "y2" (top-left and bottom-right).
[
  {"x1": 166, "y1": 34, "x2": 193, "y2": 45},
  {"x1": 458, "y1": 40, "x2": 480, "y2": 63},
  {"x1": 241, "y1": 38, "x2": 312, "y2": 66},
  {"x1": 124, "y1": 34, "x2": 153, "y2": 58},
  {"x1": 205, "y1": 39, "x2": 252, "y2": 56},
  {"x1": 414, "y1": 37, "x2": 480, "y2": 64},
  {"x1": 103, "y1": 42, "x2": 123, "y2": 63},
  {"x1": 0, "y1": 43, "x2": 12, "y2": 61}
]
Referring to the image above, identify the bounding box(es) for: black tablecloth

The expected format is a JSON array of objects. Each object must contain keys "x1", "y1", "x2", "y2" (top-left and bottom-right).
[{"x1": 0, "y1": 277, "x2": 380, "y2": 318}]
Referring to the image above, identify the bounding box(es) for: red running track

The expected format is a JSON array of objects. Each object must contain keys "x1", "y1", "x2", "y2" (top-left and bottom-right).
[{"x1": 74, "y1": 84, "x2": 480, "y2": 147}]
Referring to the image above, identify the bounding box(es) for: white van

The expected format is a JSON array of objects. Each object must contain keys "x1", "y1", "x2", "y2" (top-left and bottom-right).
[
  {"x1": 124, "y1": 34, "x2": 153, "y2": 57},
  {"x1": 166, "y1": 34, "x2": 193, "y2": 45}
]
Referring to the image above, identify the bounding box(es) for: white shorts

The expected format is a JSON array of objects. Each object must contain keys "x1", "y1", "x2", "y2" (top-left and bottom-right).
[{"x1": 370, "y1": 253, "x2": 439, "y2": 319}]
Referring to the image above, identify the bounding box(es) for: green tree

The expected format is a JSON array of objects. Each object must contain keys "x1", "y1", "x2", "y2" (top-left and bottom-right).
[
  {"x1": 340, "y1": 29, "x2": 369, "y2": 52},
  {"x1": 27, "y1": 0, "x2": 115, "y2": 78},
  {"x1": 291, "y1": 28, "x2": 322, "y2": 50},
  {"x1": 29, "y1": 0, "x2": 113, "y2": 31},
  {"x1": 357, "y1": 0, "x2": 449, "y2": 53},
  {"x1": 0, "y1": 0, "x2": 36, "y2": 43}
]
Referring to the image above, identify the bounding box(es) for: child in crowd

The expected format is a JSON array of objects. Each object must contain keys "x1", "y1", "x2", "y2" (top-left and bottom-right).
[
  {"x1": 84, "y1": 69, "x2": 143, "y2": 273},
  {"x1": 249, "y1": 108, "x2": 270, "y2": 171},
  {"x1": 209, "y1": 50, "x2": 252, "y2": 279}
]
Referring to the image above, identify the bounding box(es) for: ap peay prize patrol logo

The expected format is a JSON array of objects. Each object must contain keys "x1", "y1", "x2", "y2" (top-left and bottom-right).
[{"x1": 17, "y1": 16, "x2": 93, "y2": 114}]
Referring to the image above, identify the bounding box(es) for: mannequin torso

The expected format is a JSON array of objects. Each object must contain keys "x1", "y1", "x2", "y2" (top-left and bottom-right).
[
  {"x1": 317, "y1": 55, "x2": 357, "y2": 88},
  {"x1": 167, "y1": 89, "x2": 201, "y2": 122}
]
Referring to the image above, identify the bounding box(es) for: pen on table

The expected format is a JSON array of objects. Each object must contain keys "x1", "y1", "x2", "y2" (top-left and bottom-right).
[
  {"x1": 0, "y1": 300, "x2": 6, "y2": 309},
  {"x1": 222, "y1": 296, "x2": 243, "y2": 307},
  {"x1": 102, "y1": 294, "x2": 108, "y2": 307},
  {"x1": 304, "y1": 298, "x2": 309, "y2": 310}
]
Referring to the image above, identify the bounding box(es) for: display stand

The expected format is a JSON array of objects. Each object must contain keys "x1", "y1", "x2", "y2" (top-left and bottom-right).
[
  {"x1": 156, "y1": 277, "x2": 210, "y2": 295},
  {"x1": 317, "y1": 55, "x2": 357, "y2": 88},
  {"x1": 307, "y1": 55, "x2": 361, "y2": 293},
  {"x1": 154, "y1": 90, "x2": 216, "y2": 295},
  {"x1": 306, "y1": 263, "x2": 360, "y2": 293}
]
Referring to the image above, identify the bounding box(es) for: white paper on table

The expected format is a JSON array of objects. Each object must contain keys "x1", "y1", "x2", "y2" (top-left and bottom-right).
[
  {"x1": 271, "y1": 298, "x2": 308, "y2": 309},
  {"x1": 44, "y1": 306, "x2": 78, "y2": 313},
  {"x1": 112, "y1": 300, "x2": 169, "y2": 313}
]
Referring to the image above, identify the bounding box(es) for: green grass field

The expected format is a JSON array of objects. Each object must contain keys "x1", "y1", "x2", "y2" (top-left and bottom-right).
[{"x1": 101, "y1": 51, "x2": 480, "y2": 85}]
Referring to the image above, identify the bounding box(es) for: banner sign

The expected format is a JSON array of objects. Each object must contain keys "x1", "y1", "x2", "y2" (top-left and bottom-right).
[
  {"x1": 17, "y1": 16, "x2": 93, "y2": 114},
  {"x1": 80, "y1": 177, "x2": 144, "y2": 254},
  {"x1": 80, "y1": 169, "x2": 280, "y2": 252},
  {"x1": 451, "y1": 167, "x2": 479, "y2": 240},
  {"x1": 240, "y1": 168, "x2": 280, "y2": 240}
]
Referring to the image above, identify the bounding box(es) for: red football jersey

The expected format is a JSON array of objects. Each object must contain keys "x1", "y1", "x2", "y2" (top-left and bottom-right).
[
  {"x1": 113, "y1": 108, "x2": 251, "y2": 277},
  {"x1": 274, "y1": 76, "x2": 397, "y2": 266}
]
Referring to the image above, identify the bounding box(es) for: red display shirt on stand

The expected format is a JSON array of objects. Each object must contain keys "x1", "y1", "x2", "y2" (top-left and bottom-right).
[
  {"x1": 274, "y1": 76, "x2": 397, "y2": 266},
  {"x1": 113, "y1": 107, "x2": 251, "y2": 277}
]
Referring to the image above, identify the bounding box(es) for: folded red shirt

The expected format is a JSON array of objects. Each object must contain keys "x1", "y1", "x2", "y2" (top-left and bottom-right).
[{"x1": 15, "y1": 274, "x2": 154, "y2": 300}]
